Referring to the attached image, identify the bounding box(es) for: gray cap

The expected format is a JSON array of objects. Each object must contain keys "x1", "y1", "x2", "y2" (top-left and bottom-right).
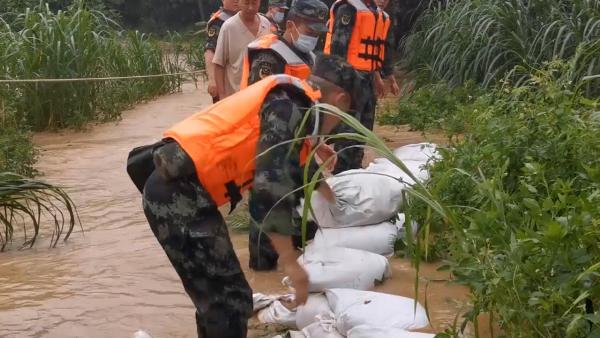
[
  {"x1": 312, "y1": 53, "x2": 359, "y2": 95},
  {"x1": 269, "y1": 0, "x2": 289, "y2": 9},
  {"x1": 289, "y1": 0, "x2": 329, "y2": 33}
]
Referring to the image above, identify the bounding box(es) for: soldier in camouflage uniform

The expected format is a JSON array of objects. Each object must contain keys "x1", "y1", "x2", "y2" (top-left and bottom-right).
[
  {"x1": 263, "y1": 0, "x2": 289, "y2": 34},
  {"x1": 245, "y1": 0, "x2": 329, "y2": 88},
  {"x1": 140, "y1": 55, "x2": 358, "y2": 337},
  {"x1": 325, "y1": 0, "x2": 393, "y2": 174},
  {"x1": 205, "y1": 1, "x2": 239, "y2": 103}
]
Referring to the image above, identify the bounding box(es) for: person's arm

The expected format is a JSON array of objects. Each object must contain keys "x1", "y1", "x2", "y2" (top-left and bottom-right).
[
  {"x1": 248, "y1": 51, "x2": 285, "y2": 86},
  {"x1": 381, "y1": 23, "x2": 400, "y2": 96},
  {"x1": 329, "y1": 4, "x2": 357, "y2": 58},
  {"x1": 214, "y1": 64, "x2": 227, "y2": 99},
  {"x1": 212, "y1": 21, "x2": 229, "y2": 99},
  {"x1": 250, "y1": 94, "x2": 317, "y2": 304},
  {"x1": 204, "y1": 20, "x2": 222, "y2": 97}
]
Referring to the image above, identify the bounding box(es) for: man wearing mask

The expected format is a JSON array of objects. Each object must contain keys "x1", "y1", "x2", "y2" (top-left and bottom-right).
[
  {"x1": 264, "y1": 0, "x2": 289, "y2": 34},
  {"x1": 204, "y1": 0, "x2": 240, "y2": 103},
  {"x1": 213, "y1": 0, "x2": 271, "y2": 99},
  {"x1": 240, "y1": 0, "x2": 330, "y2": 272},
  {"x1": 324, "y1": 0, "x2": 392, "y2": 174},
  {"x1": 240, "y1": 0, "x2": 329, "y2": 89},
  {"x1": 130, "y1": 55, "x2": 358, "y2": 337}
]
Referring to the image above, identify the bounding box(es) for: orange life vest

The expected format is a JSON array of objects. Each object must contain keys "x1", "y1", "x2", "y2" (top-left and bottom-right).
[
  {"x1": 324, "y1": 0, "x2": 391, "y2": 72},
  {"x1": 164, "y1": 75, "x2": 321, "y2": 208},
  {"x1": 240, "y1": 34, "x2": 313, "y2": 89},
  {"x1": 207, "y1": 8, "x2": 233, "y2": 26}
]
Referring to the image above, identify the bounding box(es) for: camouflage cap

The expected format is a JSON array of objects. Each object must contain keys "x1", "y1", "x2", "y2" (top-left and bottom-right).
[
  {"x1": 269, "y1": 0, "x2": 289, "y2": 9},
  {"x1": 289, "y1": 0, "x2": 329, "y2": 33},
  {"x1": 311, "y1": 53, "x2": 358, "y2": 95}
]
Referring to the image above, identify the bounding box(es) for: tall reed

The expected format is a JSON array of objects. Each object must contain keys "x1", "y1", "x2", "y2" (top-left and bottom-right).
[
  {"x1": 404, "y1": 0, "x2": 600, "y2": 94},
  {"x1": 0, "y1": 2, "x2": 184, "y2": 130}
]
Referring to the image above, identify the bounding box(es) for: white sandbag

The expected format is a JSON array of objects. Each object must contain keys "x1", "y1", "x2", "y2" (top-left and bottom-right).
[
  {"x1": 393, "y1": 143, "x2": 439, "y2": 162},
  {"x1": 253, "y1": 293, "x2": 279, "y2": 312},
  {"x1": 325, "y1": 289, "x2": 429, "y2": 335},
  {"x1": 298, "y1": 169, "x2": 406, "y2": 228},
  {"x1": 272, "y1": 332, "x2": 306, "y2": 338},
  {"x1": 311, "y1": 222, "x2": 399, "y2": 256},
  {"x1": 286, "y1": 247, "x2": 391, "y2": 292},
  {"x1": 296, "y1": 294, "x2": 333, "y2": 329},
  {"x1": 132, "y1": 331, "x2": 153, "y2": 338},
  {"x1": 302, "y1": 313, "x2": 344, "y2": 338},
  {"x1": 257, "y1": 299, "x2": 297, "y2": 327},
  {"x1": 348, "y1": 325, "x2": 435, "y2": 338},
  {"x1": 365, "y1": 158, "x2": 430, "y2": 185}
]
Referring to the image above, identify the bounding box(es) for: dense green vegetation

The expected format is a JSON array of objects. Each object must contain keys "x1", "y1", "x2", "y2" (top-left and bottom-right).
[
  {"x1": 382, "y1": 0, "x2": 600, "y2": 336},
  {"x1": 0, "y1": 2, "x2": 195, "y2": 176}
]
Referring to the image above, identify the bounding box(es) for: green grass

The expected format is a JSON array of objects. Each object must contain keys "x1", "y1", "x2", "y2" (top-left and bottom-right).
[
  {"x1": 0, "y1": 1, "x2": 186, "y2": 131},
  {"x1": 403, "y1": 0, "x2": 600, "y2": 95}
]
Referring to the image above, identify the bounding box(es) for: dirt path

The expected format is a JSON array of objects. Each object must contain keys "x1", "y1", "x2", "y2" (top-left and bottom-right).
[{"x1": 0, "y1": 82, "x2": 477, "y2": 337}]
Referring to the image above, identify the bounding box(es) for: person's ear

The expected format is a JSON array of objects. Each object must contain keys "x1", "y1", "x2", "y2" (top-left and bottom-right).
[{"x1": 334, "y1": 91, "x2": 352, "y2": 112}]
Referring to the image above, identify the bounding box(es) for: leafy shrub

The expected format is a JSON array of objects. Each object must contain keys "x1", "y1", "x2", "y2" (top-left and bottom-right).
[
  {"x1": 378, "y1": 81, "x2": 482, "y2": 133},
  {"x1": 404, "y1": 67, "x2": 600, "y2": 337}
]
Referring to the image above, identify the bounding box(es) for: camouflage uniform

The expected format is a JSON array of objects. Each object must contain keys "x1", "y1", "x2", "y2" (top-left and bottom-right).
[
  {"x1": 247, "y1": 42, "x2": 315, "y2": 87},
  {"x1": 247, "y1": 0, "x2": 329, "y2": 270},
  {"x1": 139, "y1": 56, "x2": 358, "y2": 336},
  {"x1": 142, "y1": 87, "x2": 319, "y2": 334},
  {"x1": 143, "y1": 141, "x2": 252, "y2": 338},
  {"x1": 327, "y1": 0, "x2": 383, "y2": 174}
]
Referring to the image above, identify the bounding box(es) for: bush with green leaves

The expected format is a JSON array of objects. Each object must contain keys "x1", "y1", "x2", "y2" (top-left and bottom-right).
[
  {"x1": 403, "y1": 67, "x2": 600, "y2": 337},
  {"x1": 403, "y1": 0, "x2": 600, "y2": 95},
  {"x1": 0, "y1": 2, "x2": 184, "y2": 130},
  {"x1": 378, "y1": 81, "x2": 482, "y2": 133}
]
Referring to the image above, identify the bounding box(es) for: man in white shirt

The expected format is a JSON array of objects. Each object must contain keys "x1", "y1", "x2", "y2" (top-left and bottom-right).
[{"x1": 213, "y1": 0, "x2": 271, "y2": 99}]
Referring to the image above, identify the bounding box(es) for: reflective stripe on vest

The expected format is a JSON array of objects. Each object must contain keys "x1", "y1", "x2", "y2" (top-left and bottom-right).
[
  {"x1": 241, "y1": 34, "x2": 312, "y2": 89},
  {"x1": 323, "y1": 0, "x2": 391, "y2": 72},
  {"x1": 164, "y1": 75, "x2": 321, "y2": 208}
]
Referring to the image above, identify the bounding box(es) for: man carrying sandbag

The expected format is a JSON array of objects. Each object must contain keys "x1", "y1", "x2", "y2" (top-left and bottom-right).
[{"x1": 129, "y1": 55, "x2": 358, "y2": 338}]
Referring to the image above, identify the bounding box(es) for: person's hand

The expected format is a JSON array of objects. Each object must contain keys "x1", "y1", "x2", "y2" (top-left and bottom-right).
[
  {"x1": 374, "y1": 74, "x2": 386, "y2": 98},
  {"x1": 389, "y1": 77, "x2": 400, "y2": 96},
  {"x1": 315, "y1": 142, "x2": 337, "y2": 172},
  {"x1": 207, "y1": 81, "x2": 218, "y2": 97},
  {"x1": 317, "y1": 182, "x2": 336, "y2": 204},
  {"x1": 284, "y1": 260, "x2": 309, "y2": 305}
]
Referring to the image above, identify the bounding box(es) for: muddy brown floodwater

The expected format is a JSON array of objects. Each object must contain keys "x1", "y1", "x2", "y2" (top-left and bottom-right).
[{"x1": 0, "y1": 83, "x2": 489, "y2": 338}]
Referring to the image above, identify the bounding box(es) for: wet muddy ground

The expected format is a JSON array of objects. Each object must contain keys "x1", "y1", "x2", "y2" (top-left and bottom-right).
[{"x1": 0, "y1": 82, "x2": 484, "y2": 337}]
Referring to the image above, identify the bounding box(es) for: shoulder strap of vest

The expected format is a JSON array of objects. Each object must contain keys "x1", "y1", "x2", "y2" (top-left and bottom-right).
[
  {"x1": 271, "y1": 74, "x2": 321, "y2": 102},
  {"x1": 209, "y1": 9, "x2": 232, "y2": 24},
  {"x1": 347, "y1": 0, "x2": 369, "y2": 11},
  {"x1": 248, "y1": 35, "x2": 306, "y2": 66}
]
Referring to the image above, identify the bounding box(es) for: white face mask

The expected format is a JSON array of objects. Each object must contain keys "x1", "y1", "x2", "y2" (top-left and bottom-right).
[
  {"x1": 293, "y1": 27, "x2": 319, "y2": 53},
  {"x1": 273, "y1": 11, "x2": 285, "y2": 23}
]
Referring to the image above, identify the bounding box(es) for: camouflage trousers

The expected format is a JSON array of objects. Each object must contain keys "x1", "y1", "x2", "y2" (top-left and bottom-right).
[
  {"x1": 247, "y1": 212, "x2": 318, "y2": 271},
  {"x1": 333, "y1": 71, "x2": 377, "y2": 174},
  {"x1": 142, "y1": 142, "x2": 253, "y2": 338}
]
